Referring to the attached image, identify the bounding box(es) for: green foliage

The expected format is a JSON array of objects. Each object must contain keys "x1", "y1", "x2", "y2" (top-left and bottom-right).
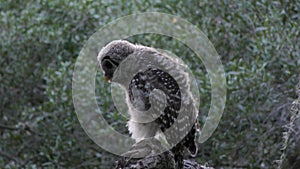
[{"x1": 0, "y1": 0, "x2": 299, "y2": 168}]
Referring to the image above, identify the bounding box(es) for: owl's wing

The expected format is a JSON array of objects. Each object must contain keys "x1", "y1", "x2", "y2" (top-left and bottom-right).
[
  {"x1": 118, "y1": 49, "x2": 198, "y2": 157},
  {"x1": 128, "y1": 68, "x2": 181, "y2": 128}
]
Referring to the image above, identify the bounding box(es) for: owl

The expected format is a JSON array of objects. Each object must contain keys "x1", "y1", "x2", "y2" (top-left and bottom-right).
[{"x1": 98, "y1": 40, "x2": 199, "y2": 168}]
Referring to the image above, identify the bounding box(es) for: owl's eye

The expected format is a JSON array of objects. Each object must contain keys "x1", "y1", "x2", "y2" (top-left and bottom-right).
[
  {"x1": 101, "y1": 55, "x2": 119, "y2": 70},
  {"x1": 102, "y1": 55, "x2": 114, "y2": 69},
  {"x1": 103, "y1": 60, "x2": 113, "y2": 69}
]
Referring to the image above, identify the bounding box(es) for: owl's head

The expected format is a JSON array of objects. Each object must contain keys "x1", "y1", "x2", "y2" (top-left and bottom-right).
[{"x1": 98, "y1": 40, "x2": 135, "y2": 81}]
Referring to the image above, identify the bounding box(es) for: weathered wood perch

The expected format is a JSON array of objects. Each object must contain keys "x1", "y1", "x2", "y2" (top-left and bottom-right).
[
  {"x1": 113, "y1": 139, "x2": 213, "y2": 169},
  {"x1": 114, "y1": 153, "x2": 213, "y2": 169}
]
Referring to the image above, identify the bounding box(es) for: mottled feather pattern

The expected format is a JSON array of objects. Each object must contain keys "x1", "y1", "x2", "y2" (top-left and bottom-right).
[{"x1": 128, "y1": 67, "x2": 198, "y2": 168}]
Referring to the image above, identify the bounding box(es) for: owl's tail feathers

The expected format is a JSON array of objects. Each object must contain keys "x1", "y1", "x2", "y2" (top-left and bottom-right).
[
  {"x1": 183, "y1": 124, "x2": 198, "y2": 157},
  {"x1": 187, "y1": 141, "x2": 198, "y2": 157}
]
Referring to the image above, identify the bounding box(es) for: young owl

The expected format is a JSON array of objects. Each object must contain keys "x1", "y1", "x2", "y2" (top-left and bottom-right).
[{"x1": 98, "y1": 40, "x2": 198, "y2": 168}]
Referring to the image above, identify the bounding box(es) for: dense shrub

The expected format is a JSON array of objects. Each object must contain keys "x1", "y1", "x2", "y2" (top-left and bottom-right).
[{"x1": 0, "y1": 0, "x2": 299, "y2": 168}]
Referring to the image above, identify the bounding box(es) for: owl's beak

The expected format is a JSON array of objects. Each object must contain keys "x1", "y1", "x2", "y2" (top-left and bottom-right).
[{"x1": 104, "y1": 76, "x2": 111, "y2": 83}]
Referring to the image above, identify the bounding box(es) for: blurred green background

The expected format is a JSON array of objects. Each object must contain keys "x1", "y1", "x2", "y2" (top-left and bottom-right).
[{"x1": 0, "y1": 0, "x2": 299, "y2": 168}]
